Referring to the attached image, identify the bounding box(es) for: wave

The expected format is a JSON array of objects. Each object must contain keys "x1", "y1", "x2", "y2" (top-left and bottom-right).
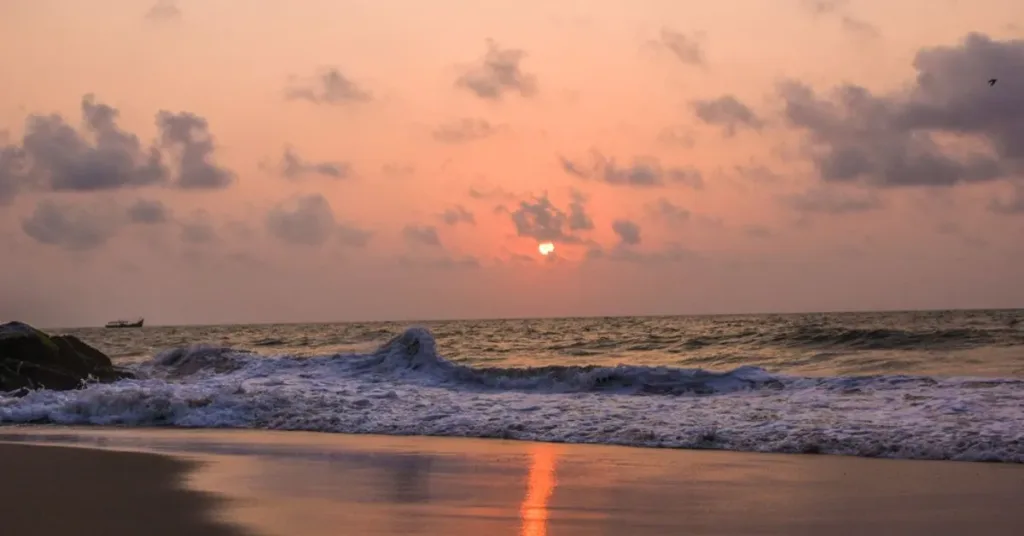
[
  {"x1": 532, "y1": 324, "x2": 1024, "y2": 357},
  {"x1": 773, "y1": 324, "x2": 1021, "y2": 351},
  {"x1": 146, "y1": 328, "x2": 781, "y2": 395},
  {"x1": 2, "y1": 328, "x2": 1023, "y2": 463}
]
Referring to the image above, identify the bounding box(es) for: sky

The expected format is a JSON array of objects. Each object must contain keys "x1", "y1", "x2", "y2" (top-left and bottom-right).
[{"x1": 1, "y1": 0, "x2": 1023, "y2": 327}]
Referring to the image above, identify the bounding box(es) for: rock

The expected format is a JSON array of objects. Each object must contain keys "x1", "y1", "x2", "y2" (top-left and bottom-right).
[{"x1": 0, "y1": 321, "x2": 133, "y2": 393}]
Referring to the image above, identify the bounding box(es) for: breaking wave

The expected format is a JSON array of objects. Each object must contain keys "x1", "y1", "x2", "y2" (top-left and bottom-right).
[{"x1": 2, "y1": 328, "x2": 1023, "y2": 463}]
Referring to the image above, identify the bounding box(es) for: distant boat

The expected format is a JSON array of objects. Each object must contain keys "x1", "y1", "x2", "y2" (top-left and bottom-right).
[{"x1": 105, "y1": 318, "x2": 144, "y2": 328}]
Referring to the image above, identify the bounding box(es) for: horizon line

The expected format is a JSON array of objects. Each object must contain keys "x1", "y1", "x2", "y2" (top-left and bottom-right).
[{"x1": 30, "y1": 305, "x2": 1024, "y2": 330}]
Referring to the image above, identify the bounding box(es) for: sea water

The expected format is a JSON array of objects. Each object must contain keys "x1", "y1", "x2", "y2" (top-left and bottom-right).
[{"x1": 2, "y1": 310, "x2": 1022, "y2": 462}]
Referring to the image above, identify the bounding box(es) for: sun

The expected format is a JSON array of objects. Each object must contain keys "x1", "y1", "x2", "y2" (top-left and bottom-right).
[{"x1": 538, "y1": 242, "x2": 555, "y2": 256}]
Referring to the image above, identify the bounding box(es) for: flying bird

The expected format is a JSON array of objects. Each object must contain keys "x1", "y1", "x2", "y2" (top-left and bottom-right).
[{"x1": 988, "y1": 78, "x2": 997, "y2": 86}]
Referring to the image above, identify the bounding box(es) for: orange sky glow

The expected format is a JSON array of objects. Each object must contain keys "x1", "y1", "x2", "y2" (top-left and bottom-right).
[{"x1": 1, "y1": 0, "x2": 1022, "y2": 326}]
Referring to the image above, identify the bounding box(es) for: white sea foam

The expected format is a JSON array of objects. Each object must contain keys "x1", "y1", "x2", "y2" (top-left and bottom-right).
[{"x1": 2, "y1": 328, "x2": 1022, "y2": 462}]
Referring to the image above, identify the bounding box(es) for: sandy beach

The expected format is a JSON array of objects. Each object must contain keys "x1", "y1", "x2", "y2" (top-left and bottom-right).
[
  {"x1": 1, "y1": 427, "x2": 1023, "y2": 536},
  {"x1": 0, "y1": 440, "x2": 245, "y2": 536}
]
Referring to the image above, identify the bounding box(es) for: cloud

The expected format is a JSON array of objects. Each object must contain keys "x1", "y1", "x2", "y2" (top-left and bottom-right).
[
  {"x1": 265, "y1": 194, "x2": 338, "y2": 246},
  {"x1": 265, "y1": 195, "x2": 372, "y2": 248},
  {"x1": 8, "y1": 95, "x2": 167, "y2": 193},
  {"x1": 126, "y1": 199, "x2": 170, "y2": 224},
  {"x1": 586, "y1": 243, "x2": 696, "y2": 264},
  {"x1": 783, "y1": 185, "x2": 883, "y2": 214},
  {"x1": 456, "y1": 39, "x2": 537, "y2": 100},
  {"x1": 440, "y1": 205, "x2": 476, "y2": 226},
  {"x1": 500, "y1": 250, "x2": 536, "y2": 264},
  {"x1": 558, "y1": 156, "x2": 591, "y2": 179},
  {"x1": 180, "y1": 222, "x2": 217, "y2": 244},
  {"x1": 397, "y1": 254, "x2": 480, "y2": 270},
  {"x1": 692, "y1": 95, "x2": 764, "y2": 135},
  {"x1": 559, "y1": 152, "x2": 703, "y2": 189},
  {"x1": 781, "y1": 33, "x2": 1024, "y2": 189},
  {"x1": 336, "y1": 224, "x2": 373, "y2": 247},
  {"x1": 656, "y1": 28, "x2": 705, "y2": 66},
  {"x1": 432, "y1": 118, "x2": 500, "y2": 143},
  {"x1": 801, "y1": 0, "x2": 845, "y2": 15},
  {"x1": 21, "y1": 199, "x2": 120, "y2": 251},
  {"x1": 567, "y1": 189, "x2": 594, "y2": 231},
  {"x1": 468, "y1": 185, "x2": 517, "y2": 201},
  {"x1": 272, "y1": 146, "x2": 350, "y2": 179},
  {"x1": 901, "y1": 34, "x2": 1024, "y2": 159},
  {"x1": 507, "y1": 193, "x2": 593, "y2": 243},
  {"x1": 840, "y1": 16, "x2": 879, "y2": 38},
  {"x1": 0, "y1": 96, "x2": 235, "y2": 197},
  {"x1": 145, "y1": 0, "x2": 181, "y2": 21},
  {"x1": 800, "y1": 0, "x2": 879, "y2": 38},
  {"x1": 612, "y1": 219, "x2": 642, "y2": 245},
  {"x1": 646, "y1": 198, "x2": 691, "y2": 224},
  {"x1": 286, "y1": 68, "x2": 372, "y2": 105},
  {"x1": 402, "y1": 224, "x2": 442, "y2": 247},
  {"x1": 156, "y1": 110, "x2": 235, "y2": 189},
  {"x1": 734, "y1": 164, "x2": 782, "y2": 183},
  {"x1": 0, "y1": 144, "x2": 24, "y2": 205}
]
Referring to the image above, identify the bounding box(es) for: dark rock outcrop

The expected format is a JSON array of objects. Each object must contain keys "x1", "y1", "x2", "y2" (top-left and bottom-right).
[{"x1": 0, "y1": 321, "x2": 133, "y2": 393}]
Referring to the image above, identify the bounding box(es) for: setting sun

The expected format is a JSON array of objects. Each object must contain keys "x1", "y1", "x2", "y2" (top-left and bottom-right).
[{"x1": 538, "y1": 242, "x2": 555, "y2": 256}]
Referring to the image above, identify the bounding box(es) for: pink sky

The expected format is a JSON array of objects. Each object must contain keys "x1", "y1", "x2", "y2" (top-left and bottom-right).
[{"x1": 1, "y1": 0, "x2": 1022, "y2": 326}]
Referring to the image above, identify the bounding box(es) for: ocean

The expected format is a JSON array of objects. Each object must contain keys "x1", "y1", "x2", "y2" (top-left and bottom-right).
[{"x1": 2, "y1": 310, "x2": 1023, "y2": 462}]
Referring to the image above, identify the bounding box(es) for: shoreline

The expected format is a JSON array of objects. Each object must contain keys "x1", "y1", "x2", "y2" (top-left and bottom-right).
[
  {"x1": 2, "y1": 423, "x2": 1022, "y2": 466},
  {"x1": 0, "y1": 440, "x2": 246, "y2": 536},
  {"x1": 3, "y1": 426, "x2": 1024, "y2": 535}
]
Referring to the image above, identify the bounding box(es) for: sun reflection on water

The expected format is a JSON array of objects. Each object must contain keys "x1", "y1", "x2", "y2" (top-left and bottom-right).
[{"x1": 519, "y1": 445, "x2": 559, "y2": 536}]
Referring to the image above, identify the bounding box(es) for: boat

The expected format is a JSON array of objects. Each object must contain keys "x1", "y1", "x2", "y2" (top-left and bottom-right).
[{"x1": 104, "y1": 318, "x2": 144, "y2": 328}]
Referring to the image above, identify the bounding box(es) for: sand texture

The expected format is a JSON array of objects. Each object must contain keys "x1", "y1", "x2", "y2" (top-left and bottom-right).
[{"x1": 0, "y1": 441, "x2": 246, "y2": 536}]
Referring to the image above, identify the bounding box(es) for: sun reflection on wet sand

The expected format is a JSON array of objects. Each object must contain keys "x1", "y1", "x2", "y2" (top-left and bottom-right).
[{"x1": 519, "y1": 445, "x2": 559, "y2": 536}]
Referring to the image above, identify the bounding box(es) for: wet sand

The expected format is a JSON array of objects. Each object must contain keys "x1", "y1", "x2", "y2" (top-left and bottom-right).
[
  {"x1": 2, "y1": 427, "x2": 1024, "y2": 535},
  {"x1": 0, "y1": 441, "x2": 245, "y2": 536}
]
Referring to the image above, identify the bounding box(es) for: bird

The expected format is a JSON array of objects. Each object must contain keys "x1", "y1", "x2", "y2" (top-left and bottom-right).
[{"x1": 988, "y1": 78, "x2": 998, "y2": 86}]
